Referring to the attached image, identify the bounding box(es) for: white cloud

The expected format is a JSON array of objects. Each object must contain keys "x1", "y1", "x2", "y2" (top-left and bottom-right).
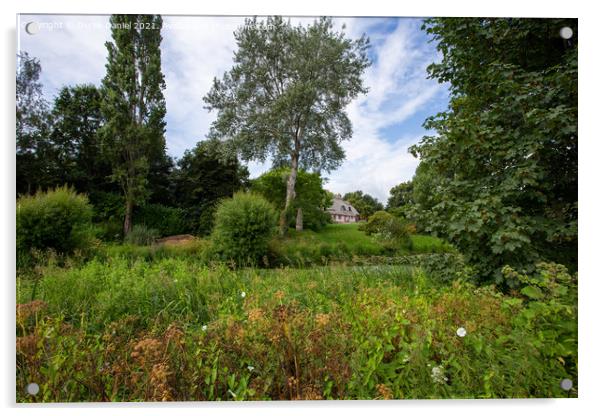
[
  {"x1": 322, "y1": 18, "x2": 445, "y2": 203},
  {"x1": 161, "y1": 16, "x2": 247, "y2": 156},
  {"x1": 18, "y1": 15, "x2": 111, "y2": 97}
]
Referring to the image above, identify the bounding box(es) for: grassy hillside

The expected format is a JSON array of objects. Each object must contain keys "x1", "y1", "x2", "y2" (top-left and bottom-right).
[{"x1": 268, "y1": 223, "x2": 454, "y2": 266}]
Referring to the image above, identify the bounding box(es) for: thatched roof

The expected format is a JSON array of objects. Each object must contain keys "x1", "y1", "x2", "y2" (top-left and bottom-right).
[{"x1": 327, "y1": 196, "x2": 359, "y2": 216}]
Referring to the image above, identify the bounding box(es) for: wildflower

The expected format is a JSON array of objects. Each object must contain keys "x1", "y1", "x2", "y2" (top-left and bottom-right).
[
  {"x1": 174, "y1": 279, "x2": 178, "y2": 283},
  {"x1": 431, "y1": 365, "x2": 448, "y2": 384},
  {"x1": 456, "y1": 327, "x2": 467, "y2": 337},
  {"x1": 247, "y1": 365, "x2": 255, "y2": 372},
  {"x1": 201, "y1": 325, "x2": 207, "y2": 331},
  {"x1": 240, "y1": 291, "x2": 246, "y2": 299}
]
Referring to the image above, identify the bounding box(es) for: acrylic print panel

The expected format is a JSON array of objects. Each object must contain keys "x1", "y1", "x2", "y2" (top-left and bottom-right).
[{"x1": 16, "y1": 14, "x2": 578, "y2": 402}]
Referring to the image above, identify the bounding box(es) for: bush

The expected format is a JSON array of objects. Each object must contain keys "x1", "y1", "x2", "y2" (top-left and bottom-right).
[
  {"x1": 124, "y1": 225, "x2": 159, "y2": 246},
  {"x1": 417, "y1": 253, "x2": 474, "y2": 284},
  {"x1": 211, "y1": 192, "x2": 277, "y2": 266},
  {"x1": 17, "y1": 186, "x2": 95, "y2": 263},
  {"x1": 359, "y1": 211, "x2": 412, "y2": 249},
  {"x1": 135, "y1": 203, "x2": 190, "y2": 237}
]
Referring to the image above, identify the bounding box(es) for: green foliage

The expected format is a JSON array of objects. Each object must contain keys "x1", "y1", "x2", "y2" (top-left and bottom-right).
[
  {"x1": 49, "y1": 85, "x2": 113, "y2": 193},
  {"x1": 97, "y1": 239, "x2": 212, "y2": 263},
  {"x1": 87, "y1": 191, "x2": 125, "y2": 241},
  {"x1": 500, "y1": 262, "x2": 577, "y2": 385},
  {"x1": 343, "y1": 190, "x2": 384, "y2": 220},
  {"x1": 16, "y1": 186, "x2": 95, "y2": 262},
  {"x1": 386, "y1": 181, "x2": 413, "y2": 212},
  {"x1": 204, "y1": 16, "x2": 370, "y2": 173},
  {"x1": 173, "y1": 139, "x2": 249, "y2": 234},
  {"x1": 99, "y1": 14, "x2": 167, "y2": 233},
  {"x1": 268, "y1": 223, "x2": 451, "y2": 267},
  {"x1": 416, "y1": 253, "x2": 474, "y2": 284},
  {"x1": 124, "y1": 224, "x2": 160, "y2": 246},
  {"x1": 410, "y1": 18, "x2": 578, "y2": 281},
  {"x1": 211, "y1": 192, "x2": 278, "y2": 266},
  {"x1": 251, "y1": 168, "x2": 332, "y2": 231},
  {"x1": 17, "y1": 258, "x2": 577, "y2": 401},
  {"x1": 16, "y1": 52, "x2": 54, "y2": 195},
  {"x1": 134, "y1": 203, "x2": 189, "y2": 237},
  {"x1": 409, "y1": 234, "x2": 454, "y2": 254},
  {"x1": 359, "y1": 211, "x2": 412, "y2": 250},
  {"x1": 204, "y1": 16, "x2": 370, "y2": 234}
]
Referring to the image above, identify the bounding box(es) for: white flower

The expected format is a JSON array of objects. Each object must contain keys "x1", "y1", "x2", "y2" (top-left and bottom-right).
[
  {"x1": 247, "y1": 365, "x2": 255, "y2": 372},
  {"x1": 240, "y1": 291, "x2": 246, "y2": 298},
  {"x1": 201, "y1": 325, "x2": 207, "y2": 331},
  {"x1": 431, "y1": 366, "x2": 448, "y2": 384},
  {"x1": 456, "y1": 327, "x2": 467, "y2": 337}
]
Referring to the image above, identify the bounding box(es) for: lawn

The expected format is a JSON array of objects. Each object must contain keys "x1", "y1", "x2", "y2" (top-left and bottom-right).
[{"x1": 269, "y1": 223, "x2": 454, "y2": 266}]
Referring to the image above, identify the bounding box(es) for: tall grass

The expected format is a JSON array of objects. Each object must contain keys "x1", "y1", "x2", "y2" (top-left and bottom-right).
[{"x1": 17, "y1": 257, "x2": 577, "y2": 401}]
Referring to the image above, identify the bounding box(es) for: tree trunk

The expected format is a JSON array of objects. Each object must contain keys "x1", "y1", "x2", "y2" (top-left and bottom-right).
[
  {"x1": 123, "y1": 198, "x2": 134, "y2": 236},
  {"x1": 279, "y1": 153, "x2": 298, "y2": 236},
  {"x1": 295, "y1": 207, "x2": 303, "y2": 231}
]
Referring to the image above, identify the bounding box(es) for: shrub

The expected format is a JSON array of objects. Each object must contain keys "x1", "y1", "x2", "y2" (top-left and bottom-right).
[
  {"x1": 135, "y1": 203, "x2": 190, "y2": 237},
  {"x1": 417, "y1": 253, "x2": 474, "y2": 284},
  {"x1": 124, "y1": 225, "x2": 159, "y2": 246},
  {"x1": 211, "y1": 192, "x2": 277, "y2": 266},
  {"x1": 17, "y1": 186, "x2": 95, "y2": 262},
  {"x1": 359, "y1": 211, "x2": 412, "y2": 249}
]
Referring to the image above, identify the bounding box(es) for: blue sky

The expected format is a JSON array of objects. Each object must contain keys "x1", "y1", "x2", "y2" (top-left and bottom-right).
[{"x1": 17, "y1": 14, "x2": 449, "y2": 203}]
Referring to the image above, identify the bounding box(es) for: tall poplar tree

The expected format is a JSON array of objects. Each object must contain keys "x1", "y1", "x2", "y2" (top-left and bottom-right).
[
  {"x1": 204, "y1": 17, "x2": 370, "y2": 234},
  {"x1": 99, "y1": 14, "x2": 167, "y2": 234}
]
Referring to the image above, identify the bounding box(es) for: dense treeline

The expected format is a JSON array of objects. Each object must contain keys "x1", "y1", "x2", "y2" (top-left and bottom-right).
[
  {"x1": 384, "y1": 18, "x2": 578, "y2": 284},
  {"x1": 15, "y1": 51, "x2": 248, "y2": 240}
]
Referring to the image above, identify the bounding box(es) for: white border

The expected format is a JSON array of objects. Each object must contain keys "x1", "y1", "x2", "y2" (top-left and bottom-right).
[{"x1": 3, "y1": 1, "x2": 600, "y2": 415}]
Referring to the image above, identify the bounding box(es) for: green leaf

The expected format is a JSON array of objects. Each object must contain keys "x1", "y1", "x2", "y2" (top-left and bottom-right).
[{"x1": 520, "y1": 285, "x2": 543, "y2": 299}]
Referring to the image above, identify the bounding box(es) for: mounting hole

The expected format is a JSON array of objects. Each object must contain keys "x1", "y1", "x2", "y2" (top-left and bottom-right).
[
  {"x1": 26, "y1": 382, "x2": 40, "y2": 395},
  {"x1": 25, "y1": 22, "x2": 39, "y2": 35},
  {"x1": 560, "y1": 378, "x2": 573, "y2": 391},
  {"x1": 559, "y1": 27, "x2": 573, "y2": 40}
]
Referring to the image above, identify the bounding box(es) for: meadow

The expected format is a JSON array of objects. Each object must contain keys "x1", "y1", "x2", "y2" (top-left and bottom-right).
[{"x1": 16, "y1": 225, "x2": 577, "y2": 401}]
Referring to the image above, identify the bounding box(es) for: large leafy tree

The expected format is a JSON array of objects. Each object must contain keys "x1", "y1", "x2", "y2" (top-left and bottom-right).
[
  {"x1": 173, "y1": 139, "x2": 249, "y2": 234},
  {"x1": 204, "y1": 16, "x2": 370, "y2": 234},
  {"x1": 50, "y1": 84, "x2": 113, "y2": 194},
  {"x1": 410, "y1": 18, "x2": 577, "y2": 282},
  {"x1": 251, "y1": 168, "x2": 332, "y2": 231},
  {"x1": 343, "y1": 190, "x2": 383, "y2": 220},
  {"x1": 16, "y1": 52, "x2": 52, "y2": 195},
  {"x1": 386, "y1": 181, "x2": 414, "y2": 215},
  {"x1": 99, "y1": 14, "x2": 167, "y2": 234}
]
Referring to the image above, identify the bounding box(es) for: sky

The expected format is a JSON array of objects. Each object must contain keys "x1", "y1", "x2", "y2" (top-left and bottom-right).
[{"x1": 17, "y1": 14, "x2": 449, "y2": 204}]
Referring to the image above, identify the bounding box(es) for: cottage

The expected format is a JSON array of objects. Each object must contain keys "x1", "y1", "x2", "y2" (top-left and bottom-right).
[{"x1": 327, "y1": 194, "x2": 360, "y2": 223}]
